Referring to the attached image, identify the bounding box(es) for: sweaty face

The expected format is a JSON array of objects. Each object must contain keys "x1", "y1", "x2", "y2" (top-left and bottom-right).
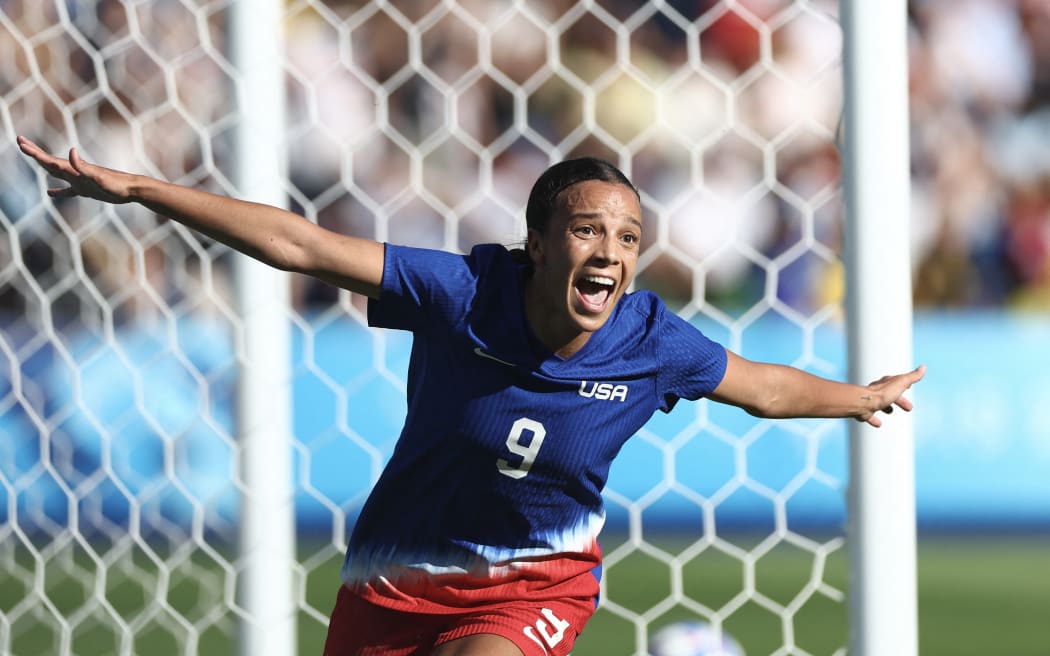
[{"x1": 525, "y1": 180, "x2": 642, "y2": 356}]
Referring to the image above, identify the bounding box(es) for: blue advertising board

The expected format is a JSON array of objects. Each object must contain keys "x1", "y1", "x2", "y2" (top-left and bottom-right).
[{"x1": 2, "y1": 311, "x2": 1048, "y2": 533}]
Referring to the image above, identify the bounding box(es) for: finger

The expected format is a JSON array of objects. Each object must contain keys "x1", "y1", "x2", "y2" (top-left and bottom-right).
[
  {"x1": 69, "y1": 147, "x2": 88, "y2": 173},
  {"x1": 44, "y1": 158, "x2": 77, "y2": 179},
  {"x1": 22, "y1": 143, "x2": 76, "y2": 179},
  {"x1": 913, "y1": 364, "x2": 927, "y2": 380},
  {"x1": 16, "y1": 135, "x2": 43, "y2": 156},
  {"x1": 895, "y1": 395, "x2": 914, "y2": 412},
  {"x1": 903, "y1": 365, "x2": 926, "y2": 386},
  {"x1": 866, "y1": 415, "x2": 883, "y2": 428},
  {"x1": 69, "y1": 147, "x2": 106, "y2": 188},
  {"x1": 49, "y1": 187, "x2": 79, "y2": 198},
  {"x1": 17, "y1": 136, "x2": 50, "y2": 162},
  {"x1": 69, "y1": 147, "x2": 97, "y2": 180}
]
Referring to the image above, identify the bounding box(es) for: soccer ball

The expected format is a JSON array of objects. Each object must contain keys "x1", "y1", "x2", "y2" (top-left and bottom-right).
[{"x1": 648, "y1": 620, "x2": 745, "y2": 656}]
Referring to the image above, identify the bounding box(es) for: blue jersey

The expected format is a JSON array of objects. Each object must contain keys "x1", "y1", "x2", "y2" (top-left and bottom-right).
[{"x1": 343, "y1": 244, "x2": 727, "y2": 612}]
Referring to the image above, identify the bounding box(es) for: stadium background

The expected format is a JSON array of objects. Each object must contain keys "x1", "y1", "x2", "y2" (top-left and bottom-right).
[{"x1": 1, "y1": 1, "x2": 1049, "y2": 654}]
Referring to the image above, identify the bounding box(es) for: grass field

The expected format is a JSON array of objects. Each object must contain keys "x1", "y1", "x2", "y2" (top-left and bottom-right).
[
  {"x1": 1, "y1": 534, "x2": 1046, "y2": 655},
  {"x1": 573, "y1": 534, "x2": 1050, "y2": 655}
]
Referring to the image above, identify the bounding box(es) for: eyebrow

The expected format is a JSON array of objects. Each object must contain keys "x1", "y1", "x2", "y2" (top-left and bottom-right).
[{"x1": 569, "y1": 212, "x2": 643, "y2": 229}]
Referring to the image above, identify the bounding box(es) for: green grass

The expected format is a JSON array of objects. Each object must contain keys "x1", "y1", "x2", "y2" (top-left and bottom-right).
[
  {"x1": 575, "y1": 532, "x2": 849, "y2": 656},
  {"x1": 913, "y1": 536, "x2": 1049, "y2": 656},
  {"x1": 574, "y1": 534, "x2": 1050, "y2": 655},
  {"x1": 1, "y1": 535, "x2": 1046, "y2": 655}
]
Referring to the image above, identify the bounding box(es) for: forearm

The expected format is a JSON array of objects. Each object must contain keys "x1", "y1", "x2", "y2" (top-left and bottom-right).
[
  {"x1": 755, "y1": 364, "x2": 873, "y2": 420},
  {"x1": 709, "y1": 351, "x2": 915, "y2": 425},
  {"x1": 130, "y1": 175, "x2": 312, "y2": 271},
  {"x1": 711, "y1": 351, "x2": 924, "y2": 427}
]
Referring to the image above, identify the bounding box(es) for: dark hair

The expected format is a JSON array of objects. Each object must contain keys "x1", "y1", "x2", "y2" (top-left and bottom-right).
[{"x1": 524, "y1": 157, "x2": 639, "y2": 235}]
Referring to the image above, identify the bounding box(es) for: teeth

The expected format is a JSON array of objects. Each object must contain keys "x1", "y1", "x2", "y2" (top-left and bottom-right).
[{"x1": 583, "y1": 275, "x2": 615, "y2": 287}]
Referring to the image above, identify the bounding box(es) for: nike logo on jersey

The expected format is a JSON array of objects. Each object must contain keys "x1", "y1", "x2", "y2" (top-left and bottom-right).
[
  {"x1": 473, "y1": 347, "x2": 516, "y2": 367},
  {"x1": 578, "y1": 381, "x2": 628, "y2": 402}
]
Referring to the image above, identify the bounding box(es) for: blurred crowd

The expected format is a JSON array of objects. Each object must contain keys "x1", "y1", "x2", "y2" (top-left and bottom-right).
[
  {"x1": 910, "y1": 0, "x2": 1050, "y2": 309},
  {"x1": 2, "y1": 0, "x2": 1049, "y2": 330}
]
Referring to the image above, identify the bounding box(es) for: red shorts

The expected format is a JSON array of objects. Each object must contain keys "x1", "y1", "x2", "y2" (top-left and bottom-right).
[{"x1": 323, "y1": 584, "x2": 595, "y2": 656}]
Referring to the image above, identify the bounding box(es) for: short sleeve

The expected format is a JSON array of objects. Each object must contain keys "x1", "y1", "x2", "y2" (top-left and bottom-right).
[
  {"x1": 367, "y1": 244, "x2": 477, "y2": 332},
  {"x1": 656, "y1": 310, "x2": 728, "y2": 411}
]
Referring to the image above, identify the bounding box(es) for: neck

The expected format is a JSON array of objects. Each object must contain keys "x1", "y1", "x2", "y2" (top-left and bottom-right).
[{"x1": 523, "y1": 278, "x2": 591, "y2": 359}]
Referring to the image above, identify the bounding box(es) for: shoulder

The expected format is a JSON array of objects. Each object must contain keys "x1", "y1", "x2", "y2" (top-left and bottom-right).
[
  {"x1": 611, "y1": 289, "x2": 722, "y2": 358},
  {"x1": 617, "y1": 289, "x2": 674, "y2": 328},
  {"x1": 465, "y1": 243, "x2": 519, "y2": 275},
  {"x1": 371, "y1": 243, "x2": 517, "y2": 329},
  {"x1": 611, "y1": 291, "x2": 728, "y2": 403},
  {"x1": 584, "y1": 290, "x2": 670, "y2": 357},
  {"x1": 381, "y1": 242, "x2": 516, "y2": 286}
]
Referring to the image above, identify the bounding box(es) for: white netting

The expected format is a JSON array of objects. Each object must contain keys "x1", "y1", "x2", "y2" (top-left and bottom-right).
[{"x1": 0, "y1": 1, "x2": 849, "y2": 654}]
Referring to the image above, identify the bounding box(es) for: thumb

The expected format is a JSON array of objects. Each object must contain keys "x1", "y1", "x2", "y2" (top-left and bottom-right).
[
  {"x1": 69, "y1": 147, "x2": 87, "y2": 174},
  {"x1": 69, "y1": 147, "x2": 105, "y2": 188}
]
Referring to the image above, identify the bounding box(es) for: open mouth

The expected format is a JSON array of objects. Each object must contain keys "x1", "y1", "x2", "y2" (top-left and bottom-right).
[{"x1": 575, "y1": 274, "x2": 616, "y2": 314}]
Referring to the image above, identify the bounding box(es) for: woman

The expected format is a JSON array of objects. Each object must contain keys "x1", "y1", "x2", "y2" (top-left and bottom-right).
[{"x1": 17, "y1": 137, "x2": 924, "y2": 656}]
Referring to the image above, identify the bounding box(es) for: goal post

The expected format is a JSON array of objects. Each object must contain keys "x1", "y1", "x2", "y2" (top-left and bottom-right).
[
  {"x1": 841, "y1": 1, "x2": 918, "y2": 654},
  {"x1": 228, "y1": 1, "x2": 296, "y2": 655}
]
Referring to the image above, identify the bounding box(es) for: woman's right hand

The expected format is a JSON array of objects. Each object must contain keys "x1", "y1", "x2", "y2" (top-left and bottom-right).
[{"x1": 17, "y1": 136, "x2": 137, "y2": 204}]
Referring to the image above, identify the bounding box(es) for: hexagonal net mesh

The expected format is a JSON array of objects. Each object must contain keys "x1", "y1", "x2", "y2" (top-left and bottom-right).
[{"x1": 0, "y1": 1, "x2": 850, "y2": 654}]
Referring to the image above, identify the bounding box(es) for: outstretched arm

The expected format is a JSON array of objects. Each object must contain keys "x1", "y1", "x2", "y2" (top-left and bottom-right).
[
  {"x1": 709, "y1": 350, "x2": 926, "y2": 427},
  {"x1": 17, "y1": 136, "x2": 384, "y2": 298}
]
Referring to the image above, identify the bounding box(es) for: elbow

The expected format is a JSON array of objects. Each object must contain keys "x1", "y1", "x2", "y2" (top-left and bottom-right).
[
  {"x1": 741, "y1": 392, "x2": 792, "y2": 419},
  {"x1": 739, "y1": 399, "x2": 776, "y2": 419},
  {"x1": 712, "y1": 355, "x2": 795, "y2": 420},
  {"x1": 742, "y1": 406, "x2": 769, "y2": 419},
  {"x1": 743, "y1": 405, "x2": 782, "y2": 420},
  {"x1": 260, "y1": 234, "x2": 310, "y2": 273},
  {"x1": 251, "y1": 214, "x2": 324, "y2": 272}
]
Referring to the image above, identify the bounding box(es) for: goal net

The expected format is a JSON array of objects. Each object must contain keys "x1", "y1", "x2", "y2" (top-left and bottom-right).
[{"x1": 0, "y1": 1, "x2": 849, "y2": 654}]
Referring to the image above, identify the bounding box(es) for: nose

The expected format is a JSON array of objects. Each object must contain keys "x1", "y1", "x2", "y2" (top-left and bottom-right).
[{"x1": 594, "y1": 232, "x2": 620, "y2": 264}]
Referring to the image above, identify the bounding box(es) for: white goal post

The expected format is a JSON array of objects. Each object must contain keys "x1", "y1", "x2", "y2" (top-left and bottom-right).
[
  {"x1": 0, "y1": 2, "x2": 914, "y2": 655},
  {"x1": 841, "y1": 1, "x2": 917, "y2": 655},
  {"x1": 228, "y1": 2, "x2": 296, "y2": 656}
]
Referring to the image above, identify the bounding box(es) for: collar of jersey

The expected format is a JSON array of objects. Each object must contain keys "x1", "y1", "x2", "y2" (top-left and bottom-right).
[{"x1": 464, "y1": 245, "x2": 641, "y2": 377}]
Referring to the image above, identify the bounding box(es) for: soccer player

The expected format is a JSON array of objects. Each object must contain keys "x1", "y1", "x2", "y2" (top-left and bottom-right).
[{"x1": 17, "y1": 136, "x2": 924, "y2": 656}]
